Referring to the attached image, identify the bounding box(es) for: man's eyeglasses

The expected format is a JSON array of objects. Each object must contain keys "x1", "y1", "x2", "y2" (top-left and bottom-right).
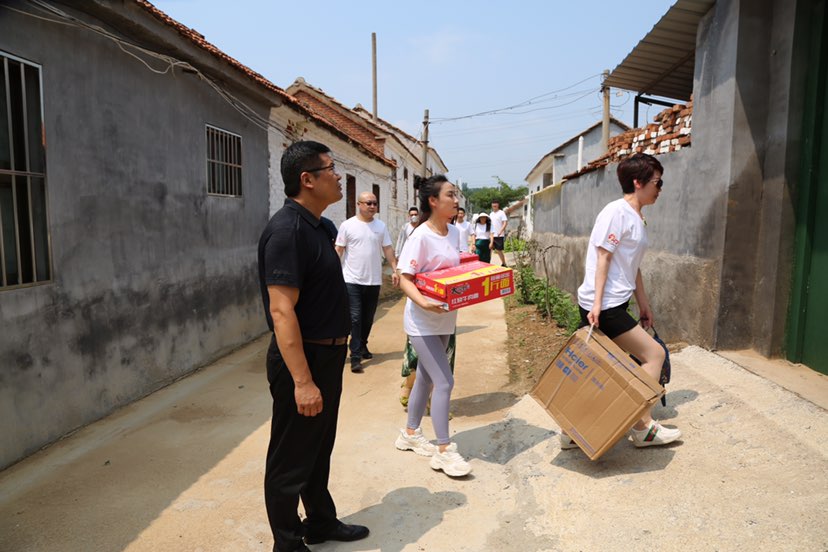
[
  {"x1": 306, "y1": 163, "x2": 336, "y2": 174},
  {"x1": 360, "y1": 201, "x2": 378, "y2": 206},
  {"x1": 648, "y1": 177, "x2": 664, "y2": 190}
]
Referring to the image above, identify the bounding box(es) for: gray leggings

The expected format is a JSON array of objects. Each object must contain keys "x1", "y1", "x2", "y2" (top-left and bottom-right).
[{"x1": 407, "y1": 334, "x2": 454, "y2": 445}]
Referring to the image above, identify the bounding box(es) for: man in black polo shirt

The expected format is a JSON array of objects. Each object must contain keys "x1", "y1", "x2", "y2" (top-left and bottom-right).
[{"x1": 258, "y1": 141, "x2": 369, "y2": 552}]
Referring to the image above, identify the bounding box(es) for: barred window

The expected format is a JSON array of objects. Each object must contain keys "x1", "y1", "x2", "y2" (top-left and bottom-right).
[
  {"x1": 0, "y1": 52, "x2": 51, "y2": 290},
  {"x1": 206, "y1": 125, "x2": 242, "y2": 197}
]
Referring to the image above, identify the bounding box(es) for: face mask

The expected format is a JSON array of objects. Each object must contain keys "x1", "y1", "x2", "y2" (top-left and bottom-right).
[{"x1": 410, "y1": 215, "x2": 419, "y2": 223}]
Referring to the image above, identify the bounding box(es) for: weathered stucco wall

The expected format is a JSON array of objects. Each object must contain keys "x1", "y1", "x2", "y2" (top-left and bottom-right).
[
  {"x1": 0, "y1": 5, "x2": 270, "y2": 468},
  {"x1": 531, "y1": 149, "x2": 723, "y2": 347},
  {"x1": 529, "y1": 0, "x2": 804, "y2": 356}
]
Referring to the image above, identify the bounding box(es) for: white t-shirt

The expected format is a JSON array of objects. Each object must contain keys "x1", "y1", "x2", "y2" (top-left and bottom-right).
[
  {"x1": 395, "y1": 222, "x2": 416, "y2": 257},
  {"x1": 335, "y1": 217, "x2": 392, "y2": 286},
  {"x1": 398, "y1": 224, "x2": 461, "y2": 336},
  {"x1": 472, "y1": 222, "x2": 491, "y2": 240},
  {"x1": 453, "y1": 220, "x2": 471, "y2": 252},
  {"x1": 577, "y1": 198, "x2": 648, "y2": 310},
  {"x1": 490, "y1": 210, "x2": 508, "y2": 237}
]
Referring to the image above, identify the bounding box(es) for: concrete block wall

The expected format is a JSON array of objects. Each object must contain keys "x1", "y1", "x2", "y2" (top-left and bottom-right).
[{"x1": 0, "y1": 5, "x2": 271, "y2": 469}]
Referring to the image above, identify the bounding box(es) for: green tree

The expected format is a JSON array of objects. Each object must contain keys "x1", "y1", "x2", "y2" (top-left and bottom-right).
[{"x1": 464, "y1": 176, "x2": 528, "y2": 214}]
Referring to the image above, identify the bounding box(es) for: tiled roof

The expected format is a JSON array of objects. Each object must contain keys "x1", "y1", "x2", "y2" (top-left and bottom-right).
[
  {"x1": 353, "y1": 105, "x2": 420, "y2": 143},
  {"x1": 290, "y1": 79, "x2": 421, "y2": 168},
  {"x1": 133, "y1": 1, "x2": 393, "y2": 168},
  {"x1": 350, "y1": 106, "x2": 449, "y2": 172},
  {"x1": 135, "y1": 0, "x2": 291, "y2": 102},
  {"x1": 292, "y1": 90, "x2": 388, "y2": 161},
  {"x1": 562, "y1": 101, "x2": 692, "y2": 180}
]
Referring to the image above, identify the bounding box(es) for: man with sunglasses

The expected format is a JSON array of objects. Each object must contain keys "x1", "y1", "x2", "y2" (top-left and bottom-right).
[
  {"x1": 335, "y1": 192, "x2": 399, "y2": 372},
  {"x1": 258, "y1": 141, "x2": 369, "y2": 551}
]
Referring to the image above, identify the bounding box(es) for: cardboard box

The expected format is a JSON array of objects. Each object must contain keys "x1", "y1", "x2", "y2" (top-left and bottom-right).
[
  {"x1": 530, "y1": 327, "x2": 664, "y2": 460},
  {"x1": 415, "y1": 260, "x2": 514, "y2": 311},
  {"x1": 459, "y1": 252, "x2": 479, "y2": 263}
]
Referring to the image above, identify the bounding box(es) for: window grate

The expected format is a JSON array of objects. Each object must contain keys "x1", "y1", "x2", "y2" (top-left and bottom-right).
[
  {"x1": 206, "y1": 125, "x2": 242, "y2": 197},
  {"x1": 0, "y1": 51, "x2": 51, "y2": 290}
]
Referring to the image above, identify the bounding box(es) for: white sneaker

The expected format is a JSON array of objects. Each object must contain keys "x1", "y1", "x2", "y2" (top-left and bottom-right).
[
  {"x1": 560, "y1": 433, "x2": 579, "y2": 450},
  {"x1": 429, "y1": 443, "x2": 472, "y2": 477},
  {"x1": 630, "y1": 421, "x2": 682, "y2": 447},
  {"x1": 395, "y1": 428, "x2": 437, "y2": 456}
]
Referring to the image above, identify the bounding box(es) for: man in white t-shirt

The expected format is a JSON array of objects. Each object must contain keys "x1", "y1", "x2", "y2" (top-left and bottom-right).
[
  {"x1": 452, "y1": 207, "x2": 472, "y2": 253},
  {"x1": 335, "y1": 192, "x2": 399, "y2": 372},
  {"x1": 395, "y1": 206, "x2": 420, "y2": 257},
  {"x1": 489, "y1": 201, "x2": 509, "y2": 266}
]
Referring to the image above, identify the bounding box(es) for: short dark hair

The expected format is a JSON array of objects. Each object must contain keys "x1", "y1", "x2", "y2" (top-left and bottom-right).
[
  {"x1": 416, "y1": 174, "x2": 450, "y2": 218},
  {"x1": 280, "y1": 140, "x2": 331, "y2": 198},
  {"x1": 408, "y1": 206, "x2": 419, "y2": 214},
  {"x1": 458, "y1": 207, "x2": 466, "y2": 214},
  {"x1": 617, "y1": 153, "x2": 663, "y2": 194},
  {"x1": 491, "y1": 200, "x2": 500, "y2": 206}
]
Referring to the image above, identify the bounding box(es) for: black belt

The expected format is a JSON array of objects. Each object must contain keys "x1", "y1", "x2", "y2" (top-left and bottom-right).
[{"x1": 304, "y1": 337, "x2": 348, "y2": 346}]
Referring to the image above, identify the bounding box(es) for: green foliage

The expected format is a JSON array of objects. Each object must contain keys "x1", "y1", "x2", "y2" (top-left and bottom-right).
[
  {"x1": 504, "y1": 237, "x2": 526, "y2": 252},
  {"x1": 464, "y1": 175, "x2": 528, "y2": 214},
  {"x1": 514, "y1": 265, "x2": 581, "y2": 333}
]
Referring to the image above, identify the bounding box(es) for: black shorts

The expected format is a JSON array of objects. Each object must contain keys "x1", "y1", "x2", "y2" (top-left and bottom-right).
[
  {"x1": 492, "y1": 237, "x2": 505, "y2": 251},
  {"x1": 578, "y1": 301, "x2": 638, "y2": 339}
]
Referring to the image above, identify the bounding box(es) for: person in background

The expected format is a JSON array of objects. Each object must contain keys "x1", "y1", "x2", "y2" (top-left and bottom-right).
[
  {"x1": 471, "y1": 212, "x2": 492, "y2": 263},
  {"x1": 451, "y1": 207, "x2": 472, "y2": 253},
  {"x1": 395, "y1": 206, "x2": 420, "y2": 258},
  {"x1": 258, "y1": 140, "x2": 369, "y2": 551},
  {"x1": 489, "y1": 201, "x2": 508, "y2": 266},
  {"x1": 569, "y1": 152, "x2": 681, "y2": 450},
  {"x1": 335, "y1": 192, "x2": 399, "y2": 373},
  {"x1": 394, "y1": 174, "x2": 472, "y2": 477}
]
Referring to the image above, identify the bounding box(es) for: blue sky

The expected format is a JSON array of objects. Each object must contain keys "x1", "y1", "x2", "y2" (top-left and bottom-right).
[{"x1": 154, "y1": 1, "x2": 676, "y2": 188}]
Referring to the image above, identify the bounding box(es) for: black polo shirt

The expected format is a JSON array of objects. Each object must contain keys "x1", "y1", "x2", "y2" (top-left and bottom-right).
[{"x1": 257, "y1": 198, "x2": 350, "y2": 340}]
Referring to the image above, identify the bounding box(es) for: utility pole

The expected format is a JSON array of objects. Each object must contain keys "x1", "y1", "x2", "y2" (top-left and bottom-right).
[
  {"x1": 371, "y1": 33, "x2": 378, "y2": 122},
  {"x1": 420, "y1": 109, "x2": 429, "y2": 177},
  {"x1": 601, "y1": 69, "x2": 610, "y2": 153}
]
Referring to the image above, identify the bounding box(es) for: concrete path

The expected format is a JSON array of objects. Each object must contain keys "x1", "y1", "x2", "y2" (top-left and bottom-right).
[{"x1": 1, "y1": 297, "x2": 826, "y2": 551}]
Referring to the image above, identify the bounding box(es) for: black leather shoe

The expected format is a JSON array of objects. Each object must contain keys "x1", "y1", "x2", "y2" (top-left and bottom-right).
[
  {"x1": 304, "y1": 522, "x2": 369, "y2": 544},
  {"x1": 350, "y1": 357, "x2": 363, "y2": 373},
  {"x1": 360, "y1": 348, "x2": 373, "y2": 359},
  {"x1": 273, "y1": 541, "x2": 311, "y2": 552}
]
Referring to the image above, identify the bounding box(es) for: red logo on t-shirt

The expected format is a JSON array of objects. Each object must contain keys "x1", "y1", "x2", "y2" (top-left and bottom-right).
[
  {"x1": 409, "y1": 259, "x2": 418, "y2": 269},
  {"x1": 606, "y1": 233, "x2": 620, "y2": 246}
]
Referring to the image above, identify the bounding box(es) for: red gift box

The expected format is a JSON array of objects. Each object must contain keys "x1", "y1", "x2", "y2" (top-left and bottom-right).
[
  {"x1": 459, "y1": 252, "x2": 479, "y2": 263},
  {"x1": 414, "y1": 261, "x2": 514, "y2": 311}
]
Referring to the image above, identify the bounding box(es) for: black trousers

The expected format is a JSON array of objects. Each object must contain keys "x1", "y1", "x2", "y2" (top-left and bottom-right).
[
  {"x1": 264, "y1": 337, "x2": 346, "y2": 551},
  {"x1": 345, "y1": 283, "x2": 381, "y2": 358}
]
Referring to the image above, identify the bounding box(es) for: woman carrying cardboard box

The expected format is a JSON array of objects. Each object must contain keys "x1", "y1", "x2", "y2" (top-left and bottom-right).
[{"x1": 571, "y1": 153, "x2": 682, "y2": 449}]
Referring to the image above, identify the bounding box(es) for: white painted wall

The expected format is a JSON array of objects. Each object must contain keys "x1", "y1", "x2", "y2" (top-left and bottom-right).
[{"x1": 268, "y1": 106, "x2": 395, "y2": 234}]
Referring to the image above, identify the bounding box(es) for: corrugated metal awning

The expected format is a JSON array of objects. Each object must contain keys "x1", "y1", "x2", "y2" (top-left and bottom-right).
[{"x1": 604, "y1": 0, "x2": 715, "y2": 101}]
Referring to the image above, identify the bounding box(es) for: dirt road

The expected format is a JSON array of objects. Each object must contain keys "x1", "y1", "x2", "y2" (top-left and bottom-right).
[{"x1": 1, "y1": 297, "x2": 826, "y2": 551}]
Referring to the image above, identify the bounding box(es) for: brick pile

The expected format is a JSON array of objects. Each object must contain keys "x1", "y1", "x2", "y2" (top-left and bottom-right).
[{"x1": 563, "y1": 100, "x2": 693, "y2": 180}]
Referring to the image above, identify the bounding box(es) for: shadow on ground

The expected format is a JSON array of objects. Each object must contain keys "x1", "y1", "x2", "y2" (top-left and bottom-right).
[
  {"x1": 450, "y1": 392, "x2": 519, "y2": 417},
  {"x1": 452, "y1": 418, "x2": 553, "y2": 465},
  {"x1": 331, "y1": 487, "x2": 466, "y2": 552},
  {"x1": 549, "y1": 434, "x2": 680, "y2": 478},
  {"x1": 0, "y1": 341, "x2": 273, "y2": 552},
  {"x1": 655, "y1": 389, "x2": 700, "y2": 420},
  {"x1": 456, "y1": 324, "x2": 489, "y2": 335}
]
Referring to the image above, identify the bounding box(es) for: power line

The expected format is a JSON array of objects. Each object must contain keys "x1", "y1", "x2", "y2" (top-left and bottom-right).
[
  {"x1": 430, "y1": 74, "x2": 602, "y2": 123},
  {"x1": 10, "y1": 0, "x2": 398, "y2": 184},
  {"x1": 430, "y1": 107, "x2": 601, "y2": 138}
]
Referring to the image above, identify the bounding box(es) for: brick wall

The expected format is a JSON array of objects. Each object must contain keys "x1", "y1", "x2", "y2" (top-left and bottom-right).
[{"x1": 563, "y1": 100, "x2": 693, "y2": 180}]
